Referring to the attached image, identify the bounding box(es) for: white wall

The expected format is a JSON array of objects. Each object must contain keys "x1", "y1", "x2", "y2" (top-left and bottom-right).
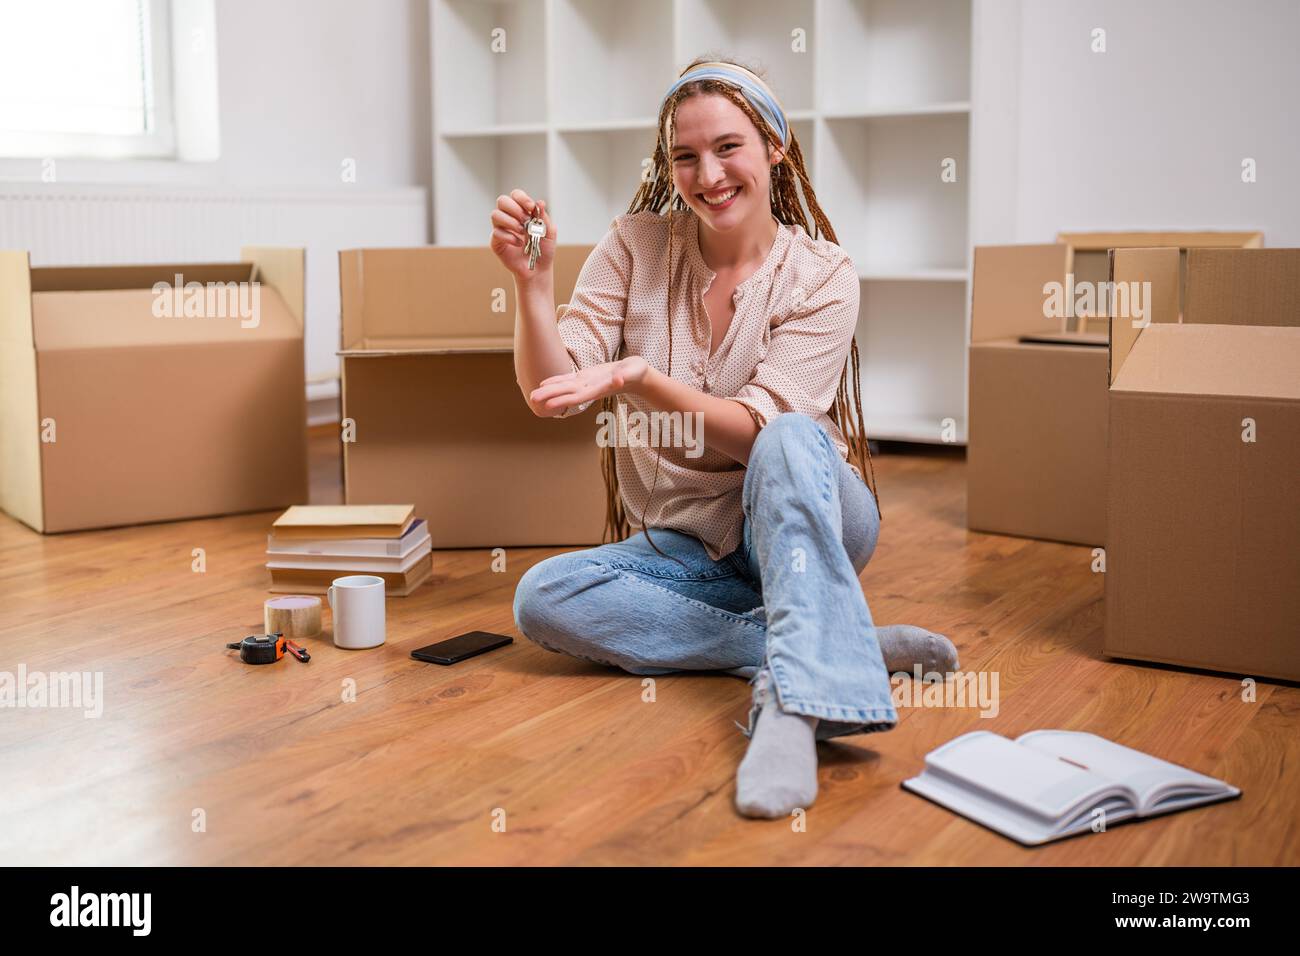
[
  {"x1": 976, "y1": 0, "x2": 1299, "y2": 246},
  {"x1": 0, "y1": 0, "x2": 431, "y2": 196}
]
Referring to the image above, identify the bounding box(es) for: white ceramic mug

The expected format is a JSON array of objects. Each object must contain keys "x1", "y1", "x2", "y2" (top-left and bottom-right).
[{"x1": 327, "y1": 575, "x2": 386, "y2": 649}]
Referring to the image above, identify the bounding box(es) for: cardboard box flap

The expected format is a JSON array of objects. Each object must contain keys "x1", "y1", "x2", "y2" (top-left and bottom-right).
[
  {"x1": 30, "y1": 262, "x2": 254, "y2": 292},
  {"x1": 242, "y1": 247, "x2": 305, "y2": 332},
  {"x1": 1, "y1": 250, "x2": 34, "y2": 348},
  {"x1": 339, "y1": 244, "x2": 595, "y2": 352},
  {"x1": 31, "y1": 285, "x2": 301, "y2": 350},
  {"x1": 1108, "y1": 247, "x2": 1180, "y2": 384},
  {"x1": 1057, "y1": 231, "x2": 1264, "y2": 250},
  {"x1": 1111, "y1": 322, "x2": 1300, "y2": 399},
  {"x1": 1184, "y1": 248, "x2": 1300, "y2": 327},
  {"x1": 339, "y1": 247, "x2": 517, "y2": 350},
  {"x1": 0, "y1": 250, "x2": 42, "y2": 531},
  {"x1": 971, "y1": 244, "x2": 1069, "y2": 342},
  {"x1": 339, "y1": 334, "x2": 514, "y2": 356}
]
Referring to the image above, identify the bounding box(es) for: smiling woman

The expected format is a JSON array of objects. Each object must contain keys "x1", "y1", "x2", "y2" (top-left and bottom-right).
[{"x1": 492, "y1": 55, "x2": 956, "y2": 821}]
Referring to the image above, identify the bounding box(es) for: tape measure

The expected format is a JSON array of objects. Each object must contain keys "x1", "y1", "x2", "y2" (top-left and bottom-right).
[{"x1": 225, "y1": 632, "x2": 310, "y2": 665}]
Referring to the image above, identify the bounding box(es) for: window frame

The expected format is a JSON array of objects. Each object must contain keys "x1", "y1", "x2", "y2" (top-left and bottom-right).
[{"x1": 0, "y1": 0, "x2": 178, "y2": 160}]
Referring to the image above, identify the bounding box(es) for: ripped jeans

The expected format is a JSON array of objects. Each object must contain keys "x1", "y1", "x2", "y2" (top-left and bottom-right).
[{"x1": 512, "y1": 412, "x2": 899, "y2": 742}]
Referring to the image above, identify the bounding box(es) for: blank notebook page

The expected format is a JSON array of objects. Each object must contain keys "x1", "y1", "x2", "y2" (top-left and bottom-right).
[
  {"x1": 926, "y1": 732, "x2": 1114, "y2": 820},
  {"x1": 1018, "y1": 731, "x2": 1221, "y2": 804}
]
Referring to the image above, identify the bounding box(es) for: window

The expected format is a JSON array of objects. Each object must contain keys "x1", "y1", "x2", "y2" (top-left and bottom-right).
[{"x1": 0, "y1": 0, "x2": 217, "y2": 160}]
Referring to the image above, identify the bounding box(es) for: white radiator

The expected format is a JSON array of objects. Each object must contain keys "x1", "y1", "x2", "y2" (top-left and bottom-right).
[{"x1": 0, "y1": 184, "x2": 429, "y2": 423}]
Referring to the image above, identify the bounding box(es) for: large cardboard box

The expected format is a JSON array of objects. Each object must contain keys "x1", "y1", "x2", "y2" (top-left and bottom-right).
[
  {"x1": 967, "y1": 231, "x2": 1264, "y2": 546},
  {"x1": 1105, "y1": 247, "x2": 1300, "y2": 682},
  {"x1": 0, "y1": 247, "x2": 308, "y2": 533},
  {"x1": 337, "y1": 245, "x2": 606, "y2": 548}
]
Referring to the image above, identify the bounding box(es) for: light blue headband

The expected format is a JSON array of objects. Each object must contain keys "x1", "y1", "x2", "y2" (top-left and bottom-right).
[{"x1": 661, "y1": 62, "x2": 790, "y2": 148}]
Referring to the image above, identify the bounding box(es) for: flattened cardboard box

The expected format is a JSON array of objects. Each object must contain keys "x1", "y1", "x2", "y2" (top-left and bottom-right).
[
  {"x1": 1106, "y1": 248, "x2": 1300, "y2": 682},
  {"x1": 338, "y1": 245, "x2": 606, "y2": 548},
  {"x1": 967, "y1": 231, "x2": 1262, "y2": 547},
  {"x1": 0, "y1": 248, "x2": 308, "y2": 533}
]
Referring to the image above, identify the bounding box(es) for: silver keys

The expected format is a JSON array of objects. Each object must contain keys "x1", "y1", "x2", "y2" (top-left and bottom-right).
[{"x1": 524, "y1": 206, "x2": 546, "y2": 270}]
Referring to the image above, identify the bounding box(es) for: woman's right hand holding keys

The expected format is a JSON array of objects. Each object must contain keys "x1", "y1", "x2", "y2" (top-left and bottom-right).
[
  {"x1": 490, "y1": 188, "x2": 555, "y2": 282},
  {"x1": 495, "y1": 188, "x2": 573, "y2": 414}
]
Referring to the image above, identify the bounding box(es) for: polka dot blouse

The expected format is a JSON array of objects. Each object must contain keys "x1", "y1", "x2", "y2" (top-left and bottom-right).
[{"x1": 554, "y1": 206, "x2": 862, "y2": 561}]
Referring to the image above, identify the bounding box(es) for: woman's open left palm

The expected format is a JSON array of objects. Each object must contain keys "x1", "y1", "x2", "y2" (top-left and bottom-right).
[{"x1": 529, "y1": 357, "x2": 647, "y2": 414}]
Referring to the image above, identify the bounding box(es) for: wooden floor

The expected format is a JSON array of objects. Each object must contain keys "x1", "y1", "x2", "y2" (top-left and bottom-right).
[{"x1": 2, "y1": 427, "x2": 1296, "y2": 866}]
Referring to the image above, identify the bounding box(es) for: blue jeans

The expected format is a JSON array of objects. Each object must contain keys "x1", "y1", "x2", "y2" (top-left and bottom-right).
[{"x1": 513, "y1": 412, "x2": 899, "y2": 742}]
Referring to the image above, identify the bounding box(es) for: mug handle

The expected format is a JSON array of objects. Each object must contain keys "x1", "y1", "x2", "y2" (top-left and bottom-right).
[{"x1": 327, "y1": 586, "x2": 335, "y2": 611}]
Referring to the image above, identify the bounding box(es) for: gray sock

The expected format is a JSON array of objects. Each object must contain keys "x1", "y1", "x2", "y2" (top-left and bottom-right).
[
  {"x1": 735, "y1": 672, "x2": 819, "y2": 819},
  {"x1": 724, "y1": 625, "x2": 957, "y2": 683},
  {"x1": 876, "y1": 624, "x2": 959, "y2": 677}
]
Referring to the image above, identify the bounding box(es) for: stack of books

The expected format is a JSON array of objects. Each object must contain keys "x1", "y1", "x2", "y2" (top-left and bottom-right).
[{"x1": 266, "y1": 504, "x2": 432, "y2": 596}]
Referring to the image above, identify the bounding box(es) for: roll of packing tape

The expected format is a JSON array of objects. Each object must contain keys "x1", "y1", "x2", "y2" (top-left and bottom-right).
[{"x1": 265, "y1": 595, "x2": 323, "y2": 640}]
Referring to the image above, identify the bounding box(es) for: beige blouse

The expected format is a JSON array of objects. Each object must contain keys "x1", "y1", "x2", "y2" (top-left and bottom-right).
[{"x1": 554, "y1": 206, "x2": 861, "y2": 561}]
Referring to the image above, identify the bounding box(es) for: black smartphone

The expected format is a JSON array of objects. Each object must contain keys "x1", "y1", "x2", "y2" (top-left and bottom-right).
[{"x1": 410, "y1": 631, "x2": 513, "y2": 665}]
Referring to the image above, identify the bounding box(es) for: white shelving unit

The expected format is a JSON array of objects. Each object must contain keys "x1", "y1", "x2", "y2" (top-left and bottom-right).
[{"x1": 431, "y1": 0, "x2": 979, "y2": 444}]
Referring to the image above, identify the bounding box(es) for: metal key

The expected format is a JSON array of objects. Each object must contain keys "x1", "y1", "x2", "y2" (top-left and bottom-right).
[{"x1": 525, "y1": 205, "x2": 546, "y2": 270}]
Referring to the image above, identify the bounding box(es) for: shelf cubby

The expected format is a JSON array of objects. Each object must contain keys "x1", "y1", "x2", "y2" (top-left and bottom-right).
[
  {"x1": 819, "y1": 0, "x2": 972, "y2": 114},
  {"x1": 551, "y1": 0, "x2": 675, "y2": 127},
  {"x1": 552, "y1": 127, "x2": 660, "y2": 244},
  {"x1": 436, "y1": 132, "x2": 547, "y2": 245},
  {"x1": 431, "y1": 0, "x2": 980, "y2": 442},
  {"x1": 674, "y1": 0, "x2": 817, "y2": 113},
  {"x1": 433, "y1": 0, "x2": 548, "y2": 131},
  {"x1": 857, "y1": 280, "x2": 969, "y2": 444},
  {"x1": 820, "y1": 113, "x2": 969, "y2": 274}
]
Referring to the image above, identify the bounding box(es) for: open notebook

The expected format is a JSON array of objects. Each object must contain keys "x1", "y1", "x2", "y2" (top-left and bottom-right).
[{"x1": 902, "y1": 730, "x2": 1240, "y2": 846}]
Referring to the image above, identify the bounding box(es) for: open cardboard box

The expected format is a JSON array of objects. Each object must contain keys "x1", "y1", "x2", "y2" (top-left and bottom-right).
[
  {"x1": 1105, "y1": 247, "x2": 1300, "y2": 682},
  {"x1": 967, "y1": 230, "x2": 1263, "y2": 546},
  {"x1": 0, "y1": 248, "x2": 308, "y2": 533},
  {"x1": 337, "y1": 245, "x2": 607, "y2": 548}
]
